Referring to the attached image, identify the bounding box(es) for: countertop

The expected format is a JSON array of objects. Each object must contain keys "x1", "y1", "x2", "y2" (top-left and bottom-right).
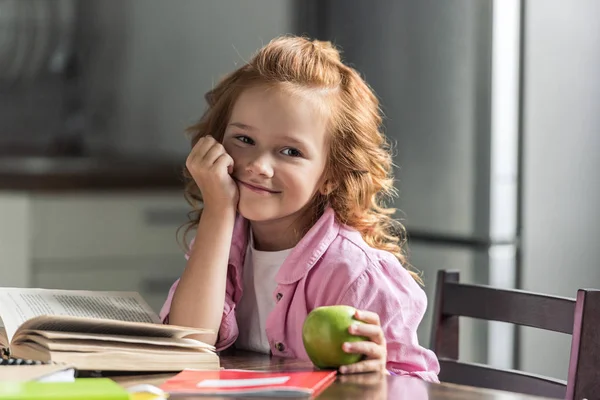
[{"x1": 0, "y1": 155, "x2": 185, "y2": 191}]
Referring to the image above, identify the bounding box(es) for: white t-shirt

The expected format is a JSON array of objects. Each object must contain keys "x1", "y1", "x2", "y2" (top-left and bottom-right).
[{"x1": 235, "y1": 232, "x2": 293, "y2": 354}]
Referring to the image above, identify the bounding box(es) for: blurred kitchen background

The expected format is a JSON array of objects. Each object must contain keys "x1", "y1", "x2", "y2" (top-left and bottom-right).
[{"x1": 1, "y1": 0, "x2": 599, "y2": 384}]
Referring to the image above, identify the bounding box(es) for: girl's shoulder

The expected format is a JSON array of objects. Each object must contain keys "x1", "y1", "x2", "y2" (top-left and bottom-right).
[
  {"x1": 330, "y1": 224, "x2": 401, "y2": 267},
  {"x1": 322, "y1": 223, "x2": 421, "y2": 288},
  {"x1": 307, "y1": 225, "x2": 425, "y2": 307},
  {"x1": 312, "y1": 224, "x2": 406, "y2": 289}
]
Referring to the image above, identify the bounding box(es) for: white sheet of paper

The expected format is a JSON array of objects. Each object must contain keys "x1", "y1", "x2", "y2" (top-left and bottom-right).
[{"x1": 197, "y1": 376, "x2": 291, "y2": 388}]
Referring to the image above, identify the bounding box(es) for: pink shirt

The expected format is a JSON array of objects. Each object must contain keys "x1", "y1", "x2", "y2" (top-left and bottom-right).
[{"x1": 160, "y1": 208, "x2": 440, "y2": 382}]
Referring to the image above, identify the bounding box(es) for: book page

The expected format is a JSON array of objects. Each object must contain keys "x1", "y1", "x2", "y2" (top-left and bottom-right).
[
  {"x1": 14, "y1": 315, "x2": 213, "y2": 346},
  {"x1": 11, "y1": 343, "x2": 219, "y2": 372},
  {"x1": 19, "y1": 335, "x2": 213, "y2": 355},
  {"x1": 0, "y1": 288, "x2": 160, "y2": 343},
  {"x1": 16, "y1": 329, "x2": 215, "y2": 350},
  {"x1": 0, "y1": 325, "x2": 7, "y2": 351}
]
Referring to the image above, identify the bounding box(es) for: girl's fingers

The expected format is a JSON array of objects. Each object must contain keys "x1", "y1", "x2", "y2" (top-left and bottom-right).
[
  {"x1": 354, "y1": 310, "x2": 381, "y2": 326},
  {"x1": 187, "y1": 136, "x2": 214, "y2": 167},
  {"x1": 339, "y1": 359, "x2": 385, "y2": 375},
  {"x1": 349, "y1": 323, "x2": 385, "y2": 345},
  {"x1": 191, "y1": 135, "x2": 215, "y2": 156},
  {"x1": 202, "y1": 142, "x2": 226, "y2": 166},
  {"x1": 213, "y1": 153, "x2": 234, "y2": 172},
  {"x1": 343, "y1": 340, "x2": 385, "y2": 360},
  {"x1": 336, "y1": 312, "x2": 388, "y2": 376}
]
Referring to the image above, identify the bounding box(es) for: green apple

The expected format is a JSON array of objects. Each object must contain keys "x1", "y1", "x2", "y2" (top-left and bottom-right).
[{"x1": 302, "y1": 305, "x2": 368, "y2": 369}]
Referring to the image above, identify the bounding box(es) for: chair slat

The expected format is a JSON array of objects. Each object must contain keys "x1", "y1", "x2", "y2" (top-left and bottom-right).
[
  {"x1": 431, "y1": 270, "x2": 600, "y2": 399},
  {"x1": 438, "y1": 359, "x2": 567, "y2": 399},
  {"x1": 443, "y1": 282, "x2": 576, "y2": 334}
]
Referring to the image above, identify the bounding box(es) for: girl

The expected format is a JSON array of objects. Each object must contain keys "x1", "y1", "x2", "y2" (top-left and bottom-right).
[{"x1": 160, "y1": 36, "x2": 440, "y2": 381}]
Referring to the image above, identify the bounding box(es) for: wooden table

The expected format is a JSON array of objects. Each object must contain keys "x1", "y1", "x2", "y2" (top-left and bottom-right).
[{"x1": 113, "y1": 351, "x2": 550, "y2": 399}]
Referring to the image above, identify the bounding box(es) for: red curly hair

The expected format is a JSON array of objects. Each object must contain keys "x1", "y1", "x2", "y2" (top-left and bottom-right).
[{"x1": 180, "y1": 36, "x2": 421, "y2": 284}]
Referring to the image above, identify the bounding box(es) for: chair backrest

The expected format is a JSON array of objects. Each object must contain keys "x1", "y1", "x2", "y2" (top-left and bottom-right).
[{"x1": 430, "y1": 270, "x2": 600, "y2": 399}]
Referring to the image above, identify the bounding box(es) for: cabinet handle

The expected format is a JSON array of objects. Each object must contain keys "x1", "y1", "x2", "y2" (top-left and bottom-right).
[{"x1": 143, "y1": 208, "x2": 189, "y2": 226}]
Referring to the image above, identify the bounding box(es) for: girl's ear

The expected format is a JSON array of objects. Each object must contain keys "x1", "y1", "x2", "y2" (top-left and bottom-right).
[{"x1": 319, "y1": 180, "x2": 338, "y2": 195}]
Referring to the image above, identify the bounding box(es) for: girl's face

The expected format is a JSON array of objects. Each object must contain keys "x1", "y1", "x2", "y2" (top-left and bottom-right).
[{"x1": 223, "y1": 86, "x2": 329, "y2": 229}]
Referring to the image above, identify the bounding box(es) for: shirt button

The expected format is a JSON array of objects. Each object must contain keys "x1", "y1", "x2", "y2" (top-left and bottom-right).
[
  {"x1": 276, "y1": 342, "x2": 285, "y2": 352},
  {"x1": 276, "y1": 293, "x2": 283, "y2": 302}
]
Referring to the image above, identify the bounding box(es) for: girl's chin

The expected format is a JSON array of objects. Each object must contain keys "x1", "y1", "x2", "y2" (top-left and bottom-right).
[{"x1": 237, "y1": 204, "x2": 276, "y2": 222}]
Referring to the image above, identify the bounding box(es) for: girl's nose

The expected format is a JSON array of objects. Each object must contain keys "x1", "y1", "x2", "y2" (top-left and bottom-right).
[{"x1": 245, "y1": 154, "x2": 274, "y2": 178}]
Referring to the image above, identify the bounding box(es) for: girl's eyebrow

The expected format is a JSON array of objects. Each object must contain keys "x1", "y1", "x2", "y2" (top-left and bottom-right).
[
  {"x1": 280, "y1": 135, "x2": 308, "y2": 148},
  {"x1": 228, "y1": 122, "x2": 256, "y2": 131}
]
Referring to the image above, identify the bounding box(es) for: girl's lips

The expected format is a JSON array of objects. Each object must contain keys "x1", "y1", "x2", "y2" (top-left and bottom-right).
[{"x1": 238, "y1": 180, "x2": 280, "y2": 195}]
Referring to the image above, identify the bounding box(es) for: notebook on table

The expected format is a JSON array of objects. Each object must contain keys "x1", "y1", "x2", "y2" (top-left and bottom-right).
[
  {"x1": 0, "y1": 287, "x2": 219, "y2": 372},
  {"x1": 159, "y1": 369, "x2": 338, "y2": 397},
  {"x1": 0, "y1": 378, "x2": 129, "y2": 400},
  {"x1": 0, "y1": 361, "x2": 75, "y2": 383}
]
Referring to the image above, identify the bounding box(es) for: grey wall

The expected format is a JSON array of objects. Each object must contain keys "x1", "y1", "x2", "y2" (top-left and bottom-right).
[
  {"x1": 520, "y1": 0, "x2": 600, "y2": 379},
  {"x1": 320, "y1": 0, "x2": 494, "y2": 364},
  {"x1": 322, "y1": 0, "x2": 492, "y2": 239},
  {"x1": 81, "y1": 0, "x2": 294, "y2": 156}
]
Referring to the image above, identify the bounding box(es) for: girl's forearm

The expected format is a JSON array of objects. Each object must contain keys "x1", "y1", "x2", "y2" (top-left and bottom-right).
[{"x1": 169, "y1": 206, "x2": 236, "y2": 345}]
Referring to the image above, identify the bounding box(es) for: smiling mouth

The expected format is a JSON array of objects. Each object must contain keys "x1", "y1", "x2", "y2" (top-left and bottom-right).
[{"x1": 237, "y1": 180, "x2": 281, "y2": 194}]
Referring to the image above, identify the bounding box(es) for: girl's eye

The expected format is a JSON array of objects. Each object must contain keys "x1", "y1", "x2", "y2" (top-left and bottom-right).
[
  {"x1": 235, "y1": 135, "x2": 254, "y2": 145},
  {"x1": 281, "y1": 148, "x2": 303, "y2": 157}
]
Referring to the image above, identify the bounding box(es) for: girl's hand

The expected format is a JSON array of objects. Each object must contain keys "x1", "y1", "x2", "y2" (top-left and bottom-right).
[
  {"x1": 186, "y1": 136, "x2": 239, "y2": 212},
  {"x1": 339, "y1": 309, "x2": 388, "y2": 375}
]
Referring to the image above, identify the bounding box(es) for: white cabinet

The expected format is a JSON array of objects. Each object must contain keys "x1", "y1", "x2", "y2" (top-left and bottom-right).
[
  {"x1": 0, "y1": 191, "x2": 190, "y2": 313},
  {"x1": 0, "y1": 193, "x2": 31, "y2": 288}
]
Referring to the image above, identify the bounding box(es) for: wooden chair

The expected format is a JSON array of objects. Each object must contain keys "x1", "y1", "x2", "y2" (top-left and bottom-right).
[{"x1": 430, "y1": 270, "x2": 600, "y2": 399}]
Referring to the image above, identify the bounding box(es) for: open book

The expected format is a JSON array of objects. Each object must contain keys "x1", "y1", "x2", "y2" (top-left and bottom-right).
[{"x1": 0, "y1": 288, "x2": 219, "y2": 372}]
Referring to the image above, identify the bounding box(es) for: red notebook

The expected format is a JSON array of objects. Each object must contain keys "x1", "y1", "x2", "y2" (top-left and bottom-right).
[{"x1": 159, "y1": 369, "x2": 337, "y2": 397}]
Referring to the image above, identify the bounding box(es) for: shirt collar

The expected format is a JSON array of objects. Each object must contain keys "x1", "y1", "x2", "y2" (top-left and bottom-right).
[
  {"x1": 275, "y1": 207, "x2": 339, "y2": 284},
  {"x1": 230, "y1": 207, "x2": 340, "y2": 285}
]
